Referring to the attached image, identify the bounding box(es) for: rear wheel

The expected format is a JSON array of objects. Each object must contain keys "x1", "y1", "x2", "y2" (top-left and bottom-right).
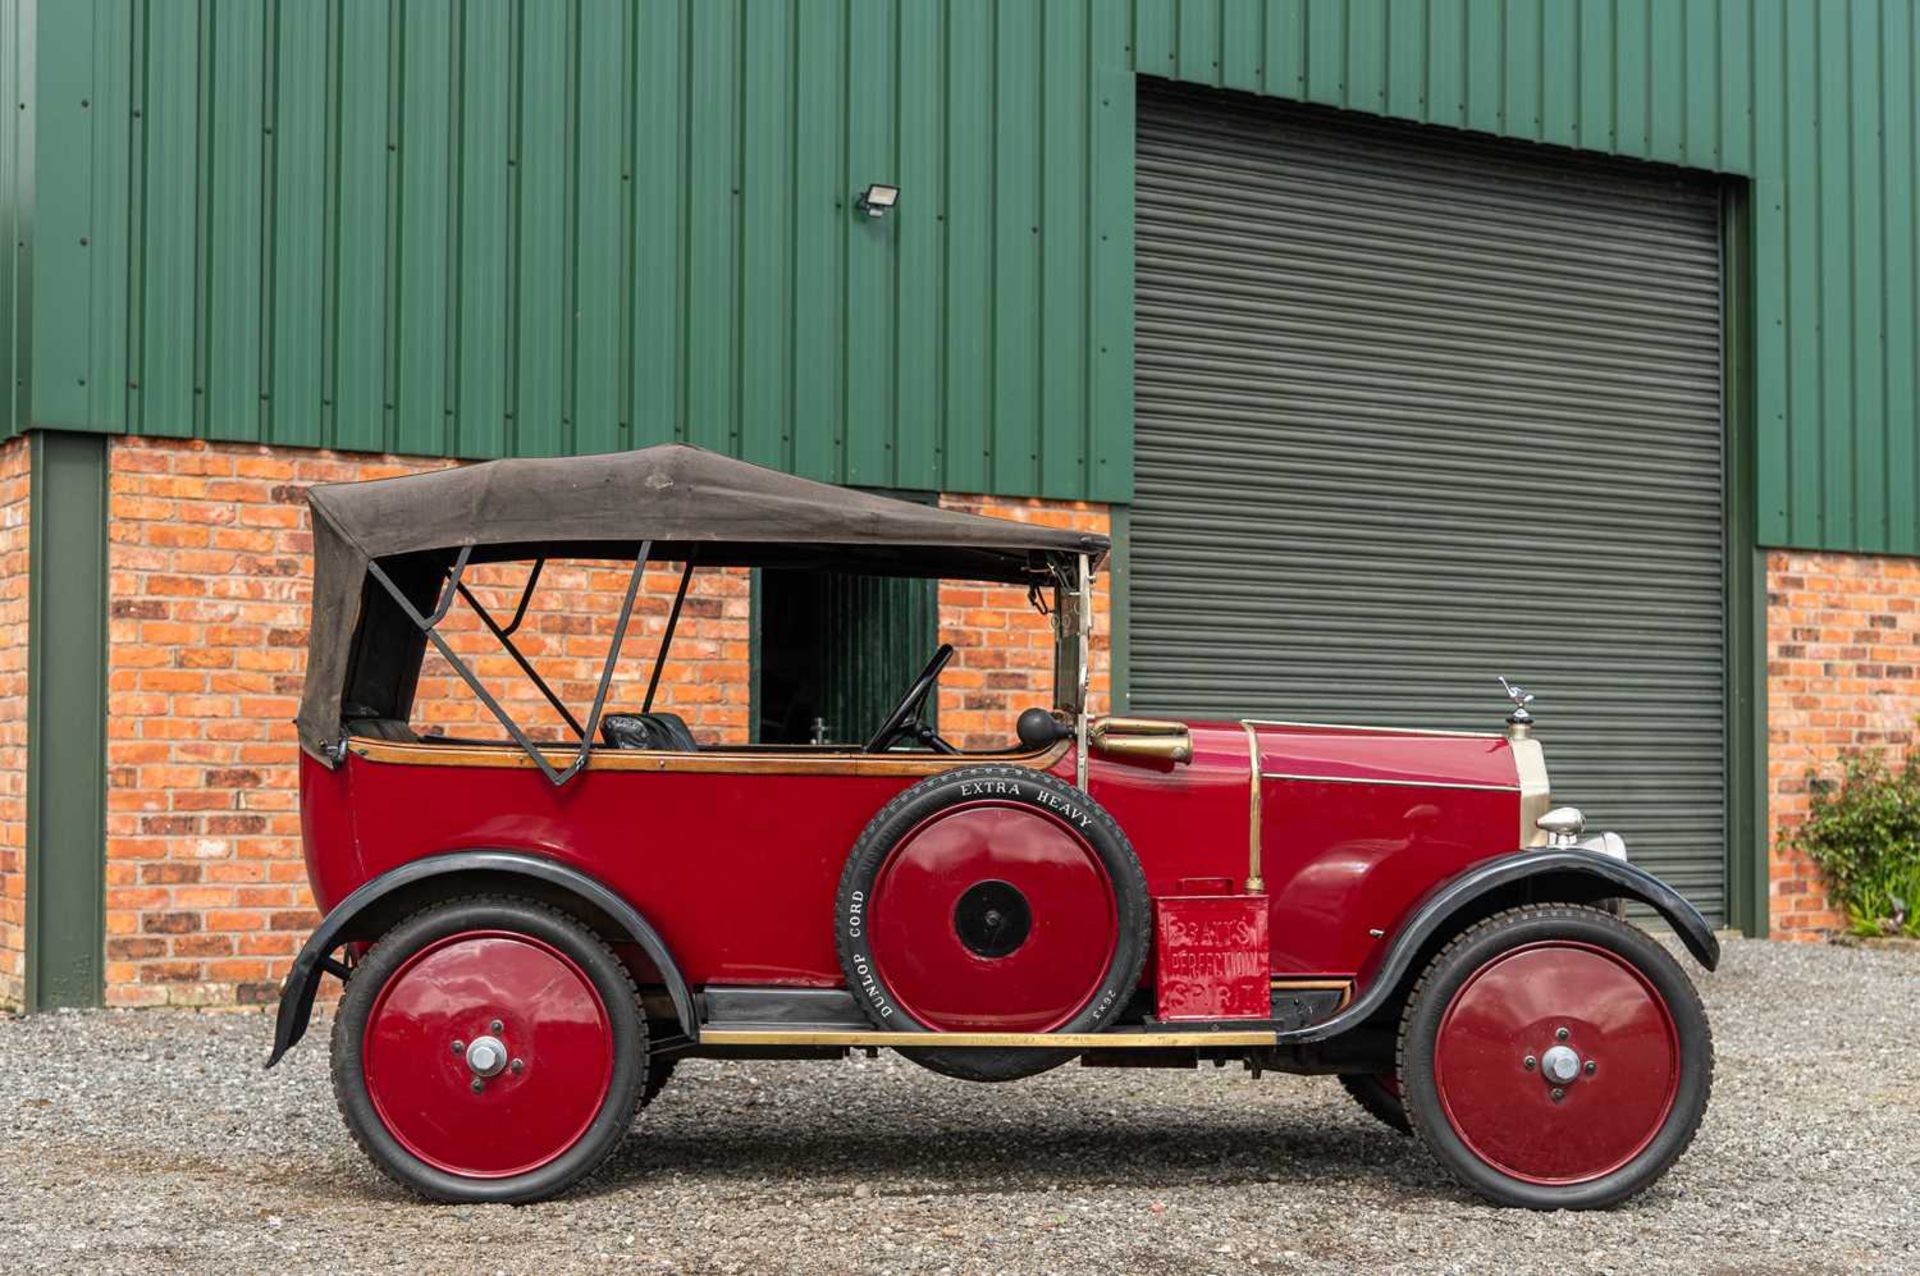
[
  {"x1": 1397, "y1": 904, "x2": 1712, "y2": 1210},
  {"x1": 331, "y1": 896, "x2": 647, "y2": 1203}
]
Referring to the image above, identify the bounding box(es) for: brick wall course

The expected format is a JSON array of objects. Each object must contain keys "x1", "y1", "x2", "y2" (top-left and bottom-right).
[
  {"x1": 30, "y1": 436, "x2": 1915, "y2": 995},
  {"x1": 1766, "y1": 549, "x2": 1920, "y2": 939},
  {"x1": 0, "y1": 437, "x2": 28, "y2": 1006},
  {"x1": 98, "y1": 439, "x2": 1086, "y2": 1003},
  {"x1": 935, "y1": 495, "x2": 1111, "y2": 752}
]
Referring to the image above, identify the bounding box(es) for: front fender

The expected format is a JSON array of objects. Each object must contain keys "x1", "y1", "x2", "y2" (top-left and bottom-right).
[
  {"x1": 266, "y1": 851, "x2": 697, "y2": 1067},
  {"x1": 1281, "y1": 848, "x2": 1719, "y2": 1046}
]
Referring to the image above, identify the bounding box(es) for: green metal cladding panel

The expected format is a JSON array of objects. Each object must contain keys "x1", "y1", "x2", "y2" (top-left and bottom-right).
[
  {"x1": 12, "y1": 0, "x2": 1920, "y2": 546},
  {"x1": 16, "y1": 0, "x2": 1134, "y2": 502},
  {"x1": 1, "y1": 0, "x2": 27, "y2": 439}
]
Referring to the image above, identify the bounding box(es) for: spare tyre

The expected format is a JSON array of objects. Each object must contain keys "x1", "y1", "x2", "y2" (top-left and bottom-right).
[{"x1": 834, "y1": 764, "x2": 1150, "y2": 1082}]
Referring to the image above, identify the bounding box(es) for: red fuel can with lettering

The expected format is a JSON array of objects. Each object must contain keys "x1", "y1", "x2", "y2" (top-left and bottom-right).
[{"x1": 1153, "y1": 889, "x2": 1270, "y2": 1021}]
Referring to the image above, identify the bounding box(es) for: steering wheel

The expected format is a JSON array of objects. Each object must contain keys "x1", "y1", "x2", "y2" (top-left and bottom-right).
[{"x1": 865, "y1": 644, "x2": 958, "y2": 754}]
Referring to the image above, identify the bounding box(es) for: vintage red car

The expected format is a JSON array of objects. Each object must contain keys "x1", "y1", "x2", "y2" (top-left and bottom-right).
[{"x1": 269, "y1": 444, "x2": 1717, "y2": 1209}]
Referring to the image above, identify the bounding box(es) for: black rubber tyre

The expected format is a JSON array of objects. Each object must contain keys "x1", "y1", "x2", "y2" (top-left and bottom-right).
[
  {"x1": 834, "y1": 765, "x2": 1151, "y2": 1082},
  {"x1": 639, "y1": 1055, "x2": 677, "y2": 1109},
  {"x1": 1397, "y1": 904, "x2": 1713, "y2": 1210},
  {"x1": 1338, "y1": 1072, "x2": 1411, "y2": 1135},
  {"x1": 331, "y1": 895, "x2": 648, "y2": 1203}
]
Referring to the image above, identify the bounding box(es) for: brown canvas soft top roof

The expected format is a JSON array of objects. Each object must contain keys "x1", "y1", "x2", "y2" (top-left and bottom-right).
[{"x1": 297, "y1": 444, "x2": 1108, "y2": 760}]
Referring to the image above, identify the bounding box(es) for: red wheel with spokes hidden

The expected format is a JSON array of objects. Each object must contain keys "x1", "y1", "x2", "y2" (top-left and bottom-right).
[
  {"x1": 1398, "y1": 904, "x2": 1712, "y2": 1210},
  {"x1": 867, "y1": 801, "x2": 1118, "y2": 1033},
  {"x1": 836, "y1": 766, "x2": 1150, "y2": 1082},
  {"x1": 332, "y1": 897, "x2": 648, "y2": 1203}
]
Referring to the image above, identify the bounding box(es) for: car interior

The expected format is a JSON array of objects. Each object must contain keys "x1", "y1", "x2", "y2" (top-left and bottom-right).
[{"x1": 340, "y1": 557, "x2": 1071, "y2": 759}]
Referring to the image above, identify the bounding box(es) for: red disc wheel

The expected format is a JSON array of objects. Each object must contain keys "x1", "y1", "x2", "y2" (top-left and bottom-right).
[
  {"x1": 866, "y1": 801, "x2": 1118, "y2": 1032},
  {"x1": 362, "y1": 929, "x2": 615, "y2": 1178},
  {"x1": 1431, "y1": 940, "x2": 1680, "y2": 1186}
]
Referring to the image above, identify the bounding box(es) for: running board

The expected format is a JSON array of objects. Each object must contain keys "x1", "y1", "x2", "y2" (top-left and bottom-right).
[{"x1": 697, "y1": 1028, "x2": 1280, "y2": 1049}]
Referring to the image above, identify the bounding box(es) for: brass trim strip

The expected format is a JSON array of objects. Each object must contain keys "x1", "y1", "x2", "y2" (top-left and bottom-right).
[
  {"x1": 1261, "y1": 772, "x2": 1520, "y2": 793},
  {"x1": 1510, "y1": 734, "x2": 1553, "y2": 846},
  {"x1": 1093, "y1": 715, "x2": 1189, "y2": 736},
  {"x1": 1239, "y1": 719, "x2": 1503, "y2": 740},
  {"x1": 1239, "y1": 721, "x2": 1264, "y2": 892},
  {"x1": 1270, "y1": 978, "x2": 1353, "y2": 1010},
  {"x1": 698, "y1": 1028, "x2": 1281, "y2": 1049},
  {"x1": 348, "y1": 738, "x2": 1072, "y2": 777},
  {"x1": 1088, "y1": 733, "x2": 1193, "y2": 764},
  {"x1": 1088, "y1": 715, "x2": 1194, "y2": 764}
]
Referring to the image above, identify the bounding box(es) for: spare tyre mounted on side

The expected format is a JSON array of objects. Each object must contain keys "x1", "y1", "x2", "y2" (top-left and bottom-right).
[{"x1": 834, "y1": 765, "x2": 1151, "y2": 1082}]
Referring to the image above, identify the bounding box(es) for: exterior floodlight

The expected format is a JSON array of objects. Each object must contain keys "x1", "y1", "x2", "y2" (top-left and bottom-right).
[{"x1": 855, "y1": 183, "x2": 900, "y2": 218}]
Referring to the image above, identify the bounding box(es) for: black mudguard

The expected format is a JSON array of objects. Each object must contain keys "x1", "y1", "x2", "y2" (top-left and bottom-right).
[
  {"x1": 1281, "y1": 848, "x2": 1720, "y2": 1046},
  {"x1": 266, "y1": 850, "x2": 696, "y2": 1066}
]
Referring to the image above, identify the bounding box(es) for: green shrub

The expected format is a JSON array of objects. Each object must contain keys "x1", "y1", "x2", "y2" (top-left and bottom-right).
[{"x1": 1790, "y1": 749, "x2": 1920, "y2": 938}]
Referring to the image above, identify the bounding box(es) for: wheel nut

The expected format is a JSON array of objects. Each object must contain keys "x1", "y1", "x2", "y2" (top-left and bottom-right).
[
  {"x1": 471, "y1": 1078, "x2": 485, "y2": 1094},
  {"x1": 490, "y1": 1019, "x2": 504, "y2": 1034},
  {"x1": 1584, "y1": 1060, "x2": 1597, "y2": 1075},
  {"x1": 510, "y1": 1058, "x2": 525, "y2": 1074},
  {"x1": 451, "y1": 1040, "x2": 465, "y2": 1055},
  {"x1": 1523, "y1": 1055, "x2": 1537, "y2": 1071},
  {"x1": 1555, "y1": 1026, "x2": 1570, "y2": 1041},
  {"x1": 1550, "y1": 1087, "x2": 1565, "y2": 1102}
]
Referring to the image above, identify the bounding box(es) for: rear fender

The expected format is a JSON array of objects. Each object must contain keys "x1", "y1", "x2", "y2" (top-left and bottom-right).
[
  {"x1": 266, "y1": 851, "x2": 695, "y2": 1066},
  {"x1": 1281, "y1": 848, "x2": 1719, "y2": 1046}
]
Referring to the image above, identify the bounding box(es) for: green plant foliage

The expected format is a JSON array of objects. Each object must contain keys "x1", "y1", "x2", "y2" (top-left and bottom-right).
[{"x1": 1790, "y1": 750, "x2": 1920, "y2": 938}]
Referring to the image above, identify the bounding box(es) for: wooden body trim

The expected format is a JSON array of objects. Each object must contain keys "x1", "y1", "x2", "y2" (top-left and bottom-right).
[{"x1": 347, "y1": 737, "x2": 1072, "y2": 777}]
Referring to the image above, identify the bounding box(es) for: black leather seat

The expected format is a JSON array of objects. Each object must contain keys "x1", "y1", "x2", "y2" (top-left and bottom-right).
[
  {"x1": 345, "y1": 717, "x2": 419, "y2": 743},
  {"x1": 601, "y1": 712, "x2": 699, "y2": 752}
]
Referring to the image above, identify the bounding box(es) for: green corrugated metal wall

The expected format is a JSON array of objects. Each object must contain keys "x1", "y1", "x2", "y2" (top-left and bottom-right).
[
  {"x1": 8, "y1": 1, "x2": 1919, "y2": 551},
  {"x1": 16, "y1": 0, "x2": 1133, "y2": 500},
  {"x1": 1, "y1": 0, "x2": 28, "y2": 438}
]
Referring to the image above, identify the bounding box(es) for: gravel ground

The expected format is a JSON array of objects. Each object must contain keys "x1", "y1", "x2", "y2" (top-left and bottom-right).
[{"x1": 0, "y1": 936, "x2": 1914, "y2": 1275}]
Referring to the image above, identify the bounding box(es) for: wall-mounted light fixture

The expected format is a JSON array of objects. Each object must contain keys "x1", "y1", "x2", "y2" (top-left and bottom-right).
[{"x1": 855, "y1": 183, "x2": 900, "y2": 218}]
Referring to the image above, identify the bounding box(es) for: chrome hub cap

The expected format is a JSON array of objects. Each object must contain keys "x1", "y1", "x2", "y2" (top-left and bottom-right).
[
  {"x1": 1540, "y1": 1043, "x2": 1582, "y2": 1085},
  {"x1": 465, "y1": 1034, "x2": 508, "y2": 1079}
]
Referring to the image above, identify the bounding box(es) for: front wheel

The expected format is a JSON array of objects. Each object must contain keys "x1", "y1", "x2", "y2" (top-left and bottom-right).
[
  {"x1": 1397, "y1": 904, "x2": 1712, "y2": 1210},
  {"x1": 331, "y1": 896, "x2": 648, "y2": 1203},
  {"x1": 1338, "y1": 1072, "x2": 1410, "y2": 1135}
]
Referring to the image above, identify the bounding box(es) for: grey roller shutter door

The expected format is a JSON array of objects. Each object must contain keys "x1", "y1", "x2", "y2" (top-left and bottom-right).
[{"x1": 1131, "y1": 83, "x2": 1727, "y2": 922}]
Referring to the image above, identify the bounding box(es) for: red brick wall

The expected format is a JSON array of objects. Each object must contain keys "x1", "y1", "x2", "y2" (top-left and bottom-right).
[
  {"x1": 96, "y1": 438, "x2": 1085, "y2": 1004},
  {"x1": 0, "y1": 437, "x2": 28, "y2": 1007},
  {"x1": 103, "y1": 437, "x2": 750, "y2": 1006},
  {"x1": 1766, "y1": 549, "x2": 1920, "y2": 938},
  {"x1": 935, "y1": 495, "x2": 1111, "y2": 751},
  {"x1": 46, "y1": 436, "x2": 1918, "y2": 997},
  {"x1": 410, "y1": 560, "x2": 751, "y2": 744}
]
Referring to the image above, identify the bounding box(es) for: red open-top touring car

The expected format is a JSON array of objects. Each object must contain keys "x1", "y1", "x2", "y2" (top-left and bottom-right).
[{"x1": 269, "y1": 444, "x2": 1716, "y2": 1209}]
